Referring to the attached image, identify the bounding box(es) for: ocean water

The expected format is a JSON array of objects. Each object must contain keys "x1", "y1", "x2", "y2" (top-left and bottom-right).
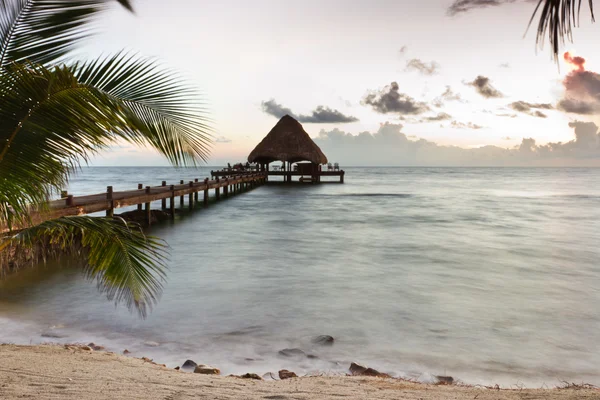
[{"x1": 1, "y1": 167, "x2": 599, "y2": 387}]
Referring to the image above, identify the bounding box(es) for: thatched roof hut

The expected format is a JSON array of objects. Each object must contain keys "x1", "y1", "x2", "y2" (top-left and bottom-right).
[{"x1": 248, "y1": 115, "x2": 328, "y2": 165}]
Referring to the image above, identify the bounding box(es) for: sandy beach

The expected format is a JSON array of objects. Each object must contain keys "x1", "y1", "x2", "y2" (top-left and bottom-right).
[{"x1": 0, "y1": 344, "x2": 598, "y2": 400}]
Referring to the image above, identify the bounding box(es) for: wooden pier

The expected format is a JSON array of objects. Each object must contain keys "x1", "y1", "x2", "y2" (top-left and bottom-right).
[
  {"x1": 211, "y1": 169, "x2": 345, "y2": 183},
  {"x1": 24, "y1": 173, "x2": 267, "y2": 228}
]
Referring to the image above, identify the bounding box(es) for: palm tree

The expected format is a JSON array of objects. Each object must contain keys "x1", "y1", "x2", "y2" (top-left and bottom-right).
[
  {"x1": 0, "y1": 0, "x2": 211, "y2": 316},
  {"x1": 530, "y1": 0, "x2": 595, "y2": 59}
]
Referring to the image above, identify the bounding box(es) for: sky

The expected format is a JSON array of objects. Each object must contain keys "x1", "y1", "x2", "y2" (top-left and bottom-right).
[{"x1": 81, "y1": 0, "x2": 600, "y2": 166}]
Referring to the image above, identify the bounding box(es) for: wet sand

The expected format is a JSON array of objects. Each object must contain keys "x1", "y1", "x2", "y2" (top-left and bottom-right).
[{"x1": 0, "y1": 344, "x2": 598, "y2": 399}]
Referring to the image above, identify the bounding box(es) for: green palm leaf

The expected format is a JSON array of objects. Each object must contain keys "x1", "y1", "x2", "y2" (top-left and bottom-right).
[
  {"x1": 0, "y1": 0, "x2": 133, "y2": 67},
  {"x1": 73, "y1": 52, "x2": 213, "y2": 165},
  {"x1": 1, "y1": 216, "x2": 167, "y2": 317},
  {"x1": 0, "y1": 58, "x2": 211, "y2": 229},
  {"x1": 0, "y1": 0, "x2": 211, "y2": 316},
  {"x1": 529, "y1": 0, "x2": 595, "y2": 60}
]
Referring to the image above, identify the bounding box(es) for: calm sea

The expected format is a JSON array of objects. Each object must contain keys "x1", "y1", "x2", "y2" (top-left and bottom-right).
[{"x1": 1, "y1": 167, "x2": 599, "y2": 387}]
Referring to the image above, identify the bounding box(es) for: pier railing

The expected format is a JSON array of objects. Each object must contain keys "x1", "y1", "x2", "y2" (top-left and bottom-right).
[
  {"x1": 211, "y1": 169, "x2": 345, "y2": 183},
  {"x1": 12, "y1": 173, "x2": 267, "y2": 230}
]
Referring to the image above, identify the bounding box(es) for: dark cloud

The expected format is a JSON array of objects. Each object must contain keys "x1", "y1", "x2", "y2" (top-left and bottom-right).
[
  {"x1": 405, "y1": 59, "x2": 440, "y2": 76},
  {"x1": 558, "y1": 53, "x2": 600, "y2": 115},
  {"x1": 420, "y1": 112, "x2": 452, "y2": 122},
  {"x1": 433, "y1": 86, "x2": 464, "y2": 107},
  {"x1": 298, "y1": 106, "x2": 359, "y2": 123},
  {"x1": 466, "y1": 76, "x2": 503, "y2": 98},
  {"x1": 558, "y1": 99, "x2": 598, "y2": 115},
  {"x1": 261, "y1": 99, "x2": 358, "y2": 123},
  {"x1": 508, "y1": 101, "x2": 553, "y2": 117},
  {"x1": 215, "y1": 136, "x2": 232, "y2": 143},
  {"x1": 261, "y1": 99, "x2": 294, "y2": 118},
  {"x1": 449, "y1": 120, "x2": 484, "y2": 130},
  {"x1": 313, "y1": 121, "x2": 600, "y2": 166},
  {"x1": 447, "y1": 0, "x2": 534, "y2": 16},
  {"x1": 362, "y1": 82, "x2": 430, "y2": 115}
]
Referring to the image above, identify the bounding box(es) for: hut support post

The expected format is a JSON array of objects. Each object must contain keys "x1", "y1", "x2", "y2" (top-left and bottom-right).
[
  {"x1": 161, "y1": 181, "x2": 167, "y2": 210},
  {"x1": 341, "y1": 170, "x2": 345, "y2": 183},
  {"x1": 194, "y1": 179, "x2": 199, "y2": 202},
  {"x1": 179, "y1": 180, "x2": 184, "y2": 207},
  {"x1": 188, "y1": 181, "x2": 194, "y2": 210},
  {"x1": 169, "y1": 185, "x2": 175, "y2": 218},
  {"x1": 203, "y1": 178, "x2": 209, "y2": 206},
  {"x1": 224, "y1": 179, "x2": 229, "y2": 197},
  {"x1": 215, "y1": 178, "x2": 220, "y2": 200},
  {"x1": 137, "y1": 184, "x2": 143, "y2": 211},
  {"x1": 106, "y1": 186, "x2": 113, "y2": 217},
  {"x1": 145, "y1": 186, "x2": 151, "y2": 225}
]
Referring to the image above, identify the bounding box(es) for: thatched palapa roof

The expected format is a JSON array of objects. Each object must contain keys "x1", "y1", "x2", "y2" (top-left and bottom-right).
[{"x1": 248, "y1": 115, "x2": 328, "y2": 164}]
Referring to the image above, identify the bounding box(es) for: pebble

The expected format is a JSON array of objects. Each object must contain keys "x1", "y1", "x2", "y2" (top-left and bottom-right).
[
  {"x1": 278, "y1": 369, "x2": 298, "y2": 380},
  {"x1": 194, "y1": 364, "x2": 220, "y2": 375}
]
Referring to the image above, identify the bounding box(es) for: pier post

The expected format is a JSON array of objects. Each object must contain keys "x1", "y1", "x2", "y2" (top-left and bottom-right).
[
  {"x1": 145, "y1": 186, "x2": 151, "y2": 225},
  {"x1": 137, "y1": 184, "x2": 143, "y2": 211},
  {"x1": 106, "y1": 186, "x2": 114, "y2": 217},
  {"x1": 161, "y1": 181, "x2": 167, "y2": 210},
  {"x1": 203, "y1": 178, "x2": 209, "y2": 206},
  {"x1": 188, "y1": 181, "x2": 194, "y2": 209},
  {"x1": 66, "y1": 195, "x2": 74, "y2": 206},
  {"x1": 215, "y1": 178, "x2": 220, "y2": 200},
  {"x1": 341, "y1": 170, "x2": 345, "y2": 184},
  {"x1": 169, "y1": 185, "x2": 175, "y2": 218},
  {"x1": 179, "y1": 180, "x2": 184, "y2": 207},
  {"x1": 224, "y1": 178, "x2": 229, "y2": 197},
  {"x1": 194, "y1": 179, "x2": 199, "y2": 202}
]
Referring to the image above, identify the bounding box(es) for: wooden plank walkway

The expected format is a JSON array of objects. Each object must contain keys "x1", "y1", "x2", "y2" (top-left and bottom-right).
[
  {"x1": 211, "y1": 169, "x2": 345, "y2": 183},
  {"x1": 19, "y1": 172, "x2": 267, "y2": 229}
]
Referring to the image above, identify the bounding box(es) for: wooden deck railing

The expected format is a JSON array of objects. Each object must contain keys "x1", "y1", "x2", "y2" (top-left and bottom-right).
[{"x1": 15, "y1": 173, "x2": 267, "y2": 229}]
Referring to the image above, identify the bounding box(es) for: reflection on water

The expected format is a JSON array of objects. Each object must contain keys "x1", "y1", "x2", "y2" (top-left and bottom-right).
[{"x1": 1, "y1": 167, "x2": 599, "y2": 386}]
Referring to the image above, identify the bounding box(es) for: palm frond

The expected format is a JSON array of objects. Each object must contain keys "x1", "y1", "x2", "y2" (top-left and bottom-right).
[
  {"x1": 0, "y1": 59, "x2": 211, "y2": 229},
  {"x1": 73, "y1": 52, "x2": 213, "y2": 165},
  {"x1": 529, "y1": 0, "x2": 595, "y2": 60},
  {"x1": 0, "y1": 0, "x2": 133, "y2": 67},
  {"x1": 1, "y1": 216, "x2": 167, "y2": 316}
]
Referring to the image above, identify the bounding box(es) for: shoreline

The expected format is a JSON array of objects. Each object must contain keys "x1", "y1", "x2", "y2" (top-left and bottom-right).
[{"x1": 0, "y1": 344, "x2": 598, "y2": 400}]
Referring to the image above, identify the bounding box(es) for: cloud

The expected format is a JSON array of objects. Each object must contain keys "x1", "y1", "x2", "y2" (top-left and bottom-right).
[
  {"x1": 261, "y1": 99, "x2": 358, "y2": 123},
  {"x1": 405, "y1": 59, "x2": 440, "y2": 75},
  {"x1": 466, "y1": 75, "x2": 504, "y2": 98},
  {"x1": 558, "y1": 99, "x2": 598, "y2": 114},
  {"x1": 499, "y1": 63, "x2": 510, "y2": 68},
  {"x1": 420, "y1": 112, "x2": 452, "y2": 122},
  {"x1": 399, "y1": 46, "x2": 408, "y2": 55},
  {"x1": 433, "y1": 86, "x2": 464, "y2": 107},
  {"x1": 449, "y1": 120, "x2": 485, "y2": 129},
  {"x1": 313, "y1": 121, "x2": 600, "y2": 166},
  {"x1": 215, "y1": 136, "x2": 232, "y2": 143},
  {"x1": 362, "y1": 82, "x2": 430, "y2": 115},
  {"x1": 502, "y1": 136, "x2": 513, "y2": 140},
  {"x1": 496, "y1": 113, "x2": 518, "y2": 118},
  {"x1": 261, "y1": 99, "x2": 294, "y2": 118},
  {"x1": 447, "y1": 0, "x2": 534, "y2": 16},
  {"x1": 298, "y1": 106, "x2": 359, "y2": 123},
  {"x1": 508, "y1": 101, "x2": 553, "y2": 117},
  {"x1": 558, "y1": 52, "x2": 600, "y2": 115}
]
